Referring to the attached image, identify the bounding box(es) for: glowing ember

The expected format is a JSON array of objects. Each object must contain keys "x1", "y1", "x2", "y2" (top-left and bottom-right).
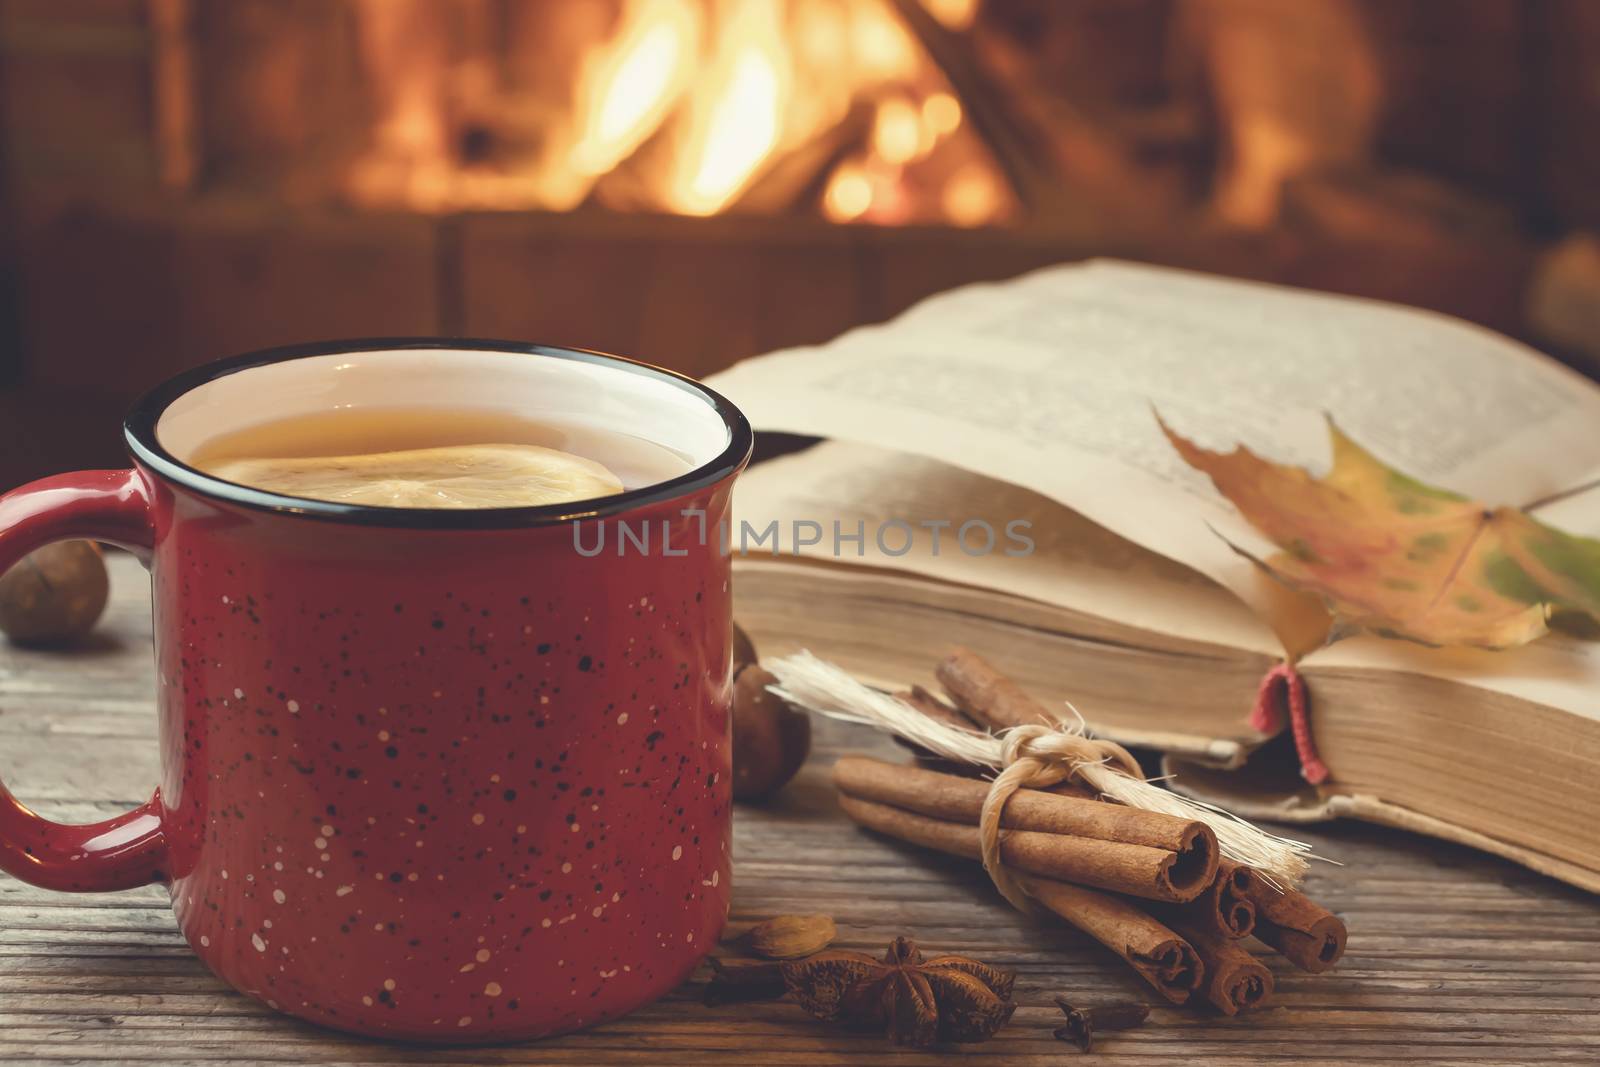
[
  {"x1": 824, "y1": 163, "x2": 874, "y2": 222},
  {"x1": 943, "y1": 163, "x2": 1005, "y2": 227}
]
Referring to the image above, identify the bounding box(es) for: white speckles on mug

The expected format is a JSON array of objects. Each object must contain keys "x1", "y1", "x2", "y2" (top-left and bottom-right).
[{"x1": 167, "y1": 556, "x2": 735, "y2": 1042}]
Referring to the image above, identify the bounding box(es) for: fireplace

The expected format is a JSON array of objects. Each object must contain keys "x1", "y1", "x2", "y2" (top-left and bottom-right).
[
  {"x1": 333, "y1": 0, "x2": 1014, "y2": 226},
  {"x1": 2, "y1": 1, "x2": 1599, "y2": 485}
]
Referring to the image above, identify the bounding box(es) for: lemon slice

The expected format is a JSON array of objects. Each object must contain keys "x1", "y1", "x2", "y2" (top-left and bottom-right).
[{"x1": 205, "y1": 444, "x2": 625, "y2": 509}]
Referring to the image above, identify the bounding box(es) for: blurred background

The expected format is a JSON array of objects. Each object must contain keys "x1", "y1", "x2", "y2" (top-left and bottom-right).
[{"x1": 2, "y1": 0, "x2": 1598, "y2": 487}]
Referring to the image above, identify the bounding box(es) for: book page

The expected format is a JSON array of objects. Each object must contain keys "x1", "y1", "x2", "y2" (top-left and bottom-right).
[
  {"x1": 733, "y1": 440, "x2": 1283, "y2": 658},
  {"x1": 1303, "y1": 632, "x2": 1600, "y2": 726},
  {"x1": 709, "y1": 260, "x2": 1600, "y2": 616}
]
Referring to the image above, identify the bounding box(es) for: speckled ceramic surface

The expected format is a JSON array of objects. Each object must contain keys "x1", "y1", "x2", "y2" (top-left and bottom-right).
[{"x1": 0, "y1": 341, "x2": 752, "y2": 1043}]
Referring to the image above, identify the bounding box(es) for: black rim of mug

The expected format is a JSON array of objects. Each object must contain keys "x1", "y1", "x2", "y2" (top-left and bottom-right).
[{"x1": 122, "y1": 338, "x2": 755, "y2": 529}]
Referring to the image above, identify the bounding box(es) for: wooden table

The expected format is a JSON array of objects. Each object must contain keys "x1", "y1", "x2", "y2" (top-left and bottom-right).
[{"x1": 2, "y1": 554, "x2": 1597, "y2": 1066}]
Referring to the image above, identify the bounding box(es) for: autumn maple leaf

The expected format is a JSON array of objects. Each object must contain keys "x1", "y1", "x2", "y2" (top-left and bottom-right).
[{"x1": 1160, "y1": 415, "x2": 1600, "y2": 650}]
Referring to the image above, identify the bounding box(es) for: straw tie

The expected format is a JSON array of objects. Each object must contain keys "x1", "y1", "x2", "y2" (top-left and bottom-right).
[{"x1": 979, "y1": 724, "x2": 1143, "y2": 911}]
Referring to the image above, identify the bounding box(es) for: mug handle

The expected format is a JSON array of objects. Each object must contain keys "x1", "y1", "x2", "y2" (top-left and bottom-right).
[{"x1": 0, "y1": 469, "x2": 169, "y2": 891}]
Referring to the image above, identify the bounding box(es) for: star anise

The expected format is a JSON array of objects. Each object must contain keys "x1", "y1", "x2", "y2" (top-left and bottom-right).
[{"x1": 780, "y1": 936, "x2": 1016, "y2": 1047}]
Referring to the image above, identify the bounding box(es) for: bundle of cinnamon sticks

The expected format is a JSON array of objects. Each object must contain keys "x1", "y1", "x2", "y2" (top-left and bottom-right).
[{"x1": 832, "y1": 649, "x2": 1347, "y2": 1015}]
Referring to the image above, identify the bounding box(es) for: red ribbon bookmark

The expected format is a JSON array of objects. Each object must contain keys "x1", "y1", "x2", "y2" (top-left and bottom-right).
[{"x1": 1250, "y1": 663, "x2": 1330, "y2": 785}]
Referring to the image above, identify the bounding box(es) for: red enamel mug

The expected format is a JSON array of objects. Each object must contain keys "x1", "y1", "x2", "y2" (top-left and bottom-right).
[{"x1": 0, "y1": 340, "x2": 752, "y2": 1042}]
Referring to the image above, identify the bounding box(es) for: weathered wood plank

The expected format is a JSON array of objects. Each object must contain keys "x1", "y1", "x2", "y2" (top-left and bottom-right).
[{"x1": 0, "y1": 554, "x2": 1594, "y2": 1065}]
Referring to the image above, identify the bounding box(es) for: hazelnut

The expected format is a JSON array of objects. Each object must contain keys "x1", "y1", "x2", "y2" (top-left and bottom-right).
[
  {"x1": 0, "y1": 541, "x2": 110, "y2": 646},
  {"x1": 732, "y1": 622, "x2": 758, "y2": 678},
  {"x1": 742, "y1": 914, "x2": 837, "y2": 959},
  {"x1": 731, "y1": 665, "x2": 810, "y2": 801}
]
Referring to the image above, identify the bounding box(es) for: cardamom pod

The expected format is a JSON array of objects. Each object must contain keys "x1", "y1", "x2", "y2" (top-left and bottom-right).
[{"x1": 743, "y1": 914, "x2": 838, "y2": 960}]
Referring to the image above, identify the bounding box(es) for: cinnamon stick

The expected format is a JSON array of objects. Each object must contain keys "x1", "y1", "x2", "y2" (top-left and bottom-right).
[
  {"x1": 1168, "y1": 919, "x2": 1274, "y2": 1015},
  {"x1": 936, "y1": 648, "x2": 1059, "y2": 730},
  {"x1": 901, "y1": 685, "x2": 981, "y2": 731},
  {"x1": 1022, "y1": 877, "x2": 1203, "y2": 1005},
  {"x1": 1153, "y1": 860, "x2": 1257, "y2": 941},
  {"x1": 932, "y1": 650, "x2": 1140, "y2": 789},
  {"x1": 1246, "y1": 880, "x2": 1347, "y2": 972},
  {"x1": 1045, "y1": 777, "x2": 1098, "y2": 800},
  {"x1": 837, "y1": 793, "x2": 1206, "y2": 905},
  {"x1": 834, "y1": 757, "x2": 1217, "y2": 902}
]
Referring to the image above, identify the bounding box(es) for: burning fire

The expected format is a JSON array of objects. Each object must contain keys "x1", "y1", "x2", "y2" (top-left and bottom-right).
[
  {"x1": 571, "y1": 0, "x2": 701, "y2": 180},
  {"x1": 660, "y1": 0, "x2": 790, "y2": 216},
  {"x1": 346, "y1": 0, "x2": 1013, "y2": 227}
]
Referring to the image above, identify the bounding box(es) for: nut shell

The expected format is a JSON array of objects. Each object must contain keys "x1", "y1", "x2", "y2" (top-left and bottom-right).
[
  {"x1": 743, "y1": 913, "x2": 838, "y2": 959},
  {"x1": 0, "y1": 541, "x2": 109, "y2": 646},
  {"x1": 731, "y1": 665, "x2": 811, "y2": 800}
]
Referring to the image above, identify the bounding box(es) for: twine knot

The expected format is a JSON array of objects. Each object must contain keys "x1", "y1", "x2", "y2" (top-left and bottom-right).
[{"x1": 979, "y1": 724, "x2": 1143, "y2": 912}]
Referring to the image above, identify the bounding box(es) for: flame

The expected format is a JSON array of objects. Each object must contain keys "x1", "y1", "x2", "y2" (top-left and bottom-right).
[
  {"x1": 920, "y1": 0, "x2": 980, "y2": 31},
  {"x1": 850, "y1": 2, "x2": 919, "y2": 80},
  {"x1": 873, "y1": 96, "x2": 924, "y2": 165},
  {"x1": 922, "y1": 92, "x2": 962, "y2": 138},
  {"x1": 342, "y1": 0, "x2": 1009, "y2": 228},
  {"x1": 794, "y1": 0, "x2": 848, "y2": 66},
  {"x1": 663, "y1": 0, "x2": 790, "y2": 216},
  {"x1": 571, "y1": 0, "x2": 700, "y2": 177}
]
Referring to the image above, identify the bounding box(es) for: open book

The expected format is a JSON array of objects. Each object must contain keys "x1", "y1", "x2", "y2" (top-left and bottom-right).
[{"x1": 706, "y1": 260, "x2": 1600, "y2": 893}]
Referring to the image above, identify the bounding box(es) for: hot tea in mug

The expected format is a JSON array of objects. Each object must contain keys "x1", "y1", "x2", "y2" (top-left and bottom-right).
[
  {"x1": 190, "y1": 407, "x2": 696, "y2": 508},
  {"x1": 0, "y1": 340, "x2": 752, "y2": 1043}
]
